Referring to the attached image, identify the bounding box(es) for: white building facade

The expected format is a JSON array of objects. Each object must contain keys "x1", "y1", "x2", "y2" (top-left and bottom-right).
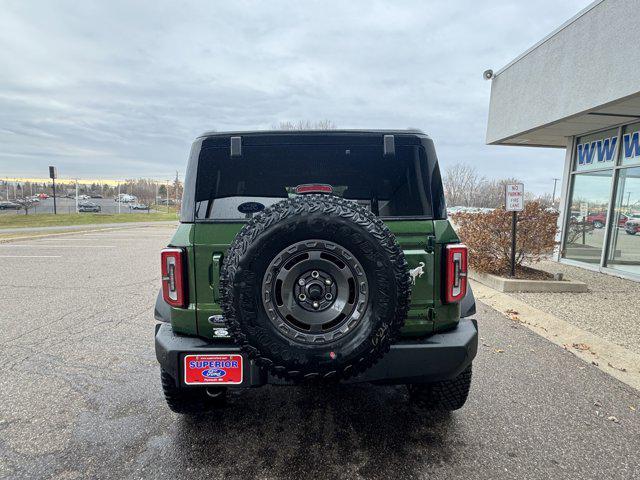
[{"x1": 486, "y1": 0, "x2": 640, "y2": 280}]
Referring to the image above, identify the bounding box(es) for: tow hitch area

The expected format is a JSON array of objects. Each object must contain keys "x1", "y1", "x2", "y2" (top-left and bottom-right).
[{"x1": 184, "y1": 354, "x2": 243, "y2": 385}]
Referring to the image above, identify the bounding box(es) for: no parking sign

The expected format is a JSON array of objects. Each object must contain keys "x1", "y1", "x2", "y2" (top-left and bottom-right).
[
  {"x1": 505, "y1": 183, "x2": 524, "y2": 212},
  {"x1": 505, "y1": 183, "x2": 524, "y2": 277}
]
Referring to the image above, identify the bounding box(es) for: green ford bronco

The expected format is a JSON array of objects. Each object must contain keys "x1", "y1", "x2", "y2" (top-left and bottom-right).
[{"x1": 155, "y1": 130, "x2": 477, "y2": 414}]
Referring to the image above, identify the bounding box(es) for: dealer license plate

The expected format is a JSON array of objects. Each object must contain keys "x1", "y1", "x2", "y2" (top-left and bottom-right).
[{"x1": 183, "y1": 354, "x2": 243, "y2": 385}]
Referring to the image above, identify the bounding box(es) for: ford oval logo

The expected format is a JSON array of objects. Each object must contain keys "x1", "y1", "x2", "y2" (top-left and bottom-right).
[
  {"x1": 202, "y1": 368, "x2": 226, "y2": 378},
  {"x1": 237, "y1": 202, "x2": 265, "y2": 214}
]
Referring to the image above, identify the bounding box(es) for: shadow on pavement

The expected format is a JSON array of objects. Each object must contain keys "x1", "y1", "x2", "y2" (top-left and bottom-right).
[{"x1": 172, "y1": 383, "x2": 459, "y2": 479}]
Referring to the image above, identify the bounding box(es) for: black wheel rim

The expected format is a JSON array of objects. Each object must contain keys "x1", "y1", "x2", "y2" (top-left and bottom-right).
[{"x1": 262, "y1": 239, "x2": 369, "y2": 344}]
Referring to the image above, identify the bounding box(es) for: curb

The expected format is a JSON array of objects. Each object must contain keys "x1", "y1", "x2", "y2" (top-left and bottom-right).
[
  {"x1": 470, "y1": 270, "x2": 588, "y2": 293},
  {"x1": 472, "y1": 279, "x2": 640, "y2": 392}
]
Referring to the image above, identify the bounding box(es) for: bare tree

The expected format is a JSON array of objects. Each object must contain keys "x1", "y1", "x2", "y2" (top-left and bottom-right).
[
  {"x1": 442, "y1": 164, "x2": 484, "y2": 207},
  {"x1": 475, "y1": 177, "x2": 522, "y2": 209},
  {"x1": 443, "y1": 163, "x2": 531, "y2": 209},
  {"x1": 17, "y1": 198, "x2": 36, "y2": 215},
  {"x1": 272, "y1": 120, "x2": 336, "y2": 130}
]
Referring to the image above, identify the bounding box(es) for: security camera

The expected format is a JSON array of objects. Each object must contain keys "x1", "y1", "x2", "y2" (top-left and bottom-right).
[{"x1": 483, "y1": 69, "x2": 494, "y2": 80}]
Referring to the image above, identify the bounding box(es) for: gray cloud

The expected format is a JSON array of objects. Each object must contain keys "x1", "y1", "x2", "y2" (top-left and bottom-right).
[{"x1": 0, "y1": 0, "x2": 589, "y2": 191}]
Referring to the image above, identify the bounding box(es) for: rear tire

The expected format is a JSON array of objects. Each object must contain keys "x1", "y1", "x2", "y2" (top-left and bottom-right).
[
  {"x1": 160, "y1": 369, "x2": 227, "y2": 414},
  {"x1": 593, "y1": 220, "x2": 604, "y2": 229},
  {"x1": 407, "y1": 365, "x2": 472, "y2": 411}
]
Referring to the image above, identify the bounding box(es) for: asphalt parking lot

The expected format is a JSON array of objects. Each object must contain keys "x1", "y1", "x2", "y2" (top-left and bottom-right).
[{"x1": 0, "y1": 226, "x2": 639, "y2": 480}]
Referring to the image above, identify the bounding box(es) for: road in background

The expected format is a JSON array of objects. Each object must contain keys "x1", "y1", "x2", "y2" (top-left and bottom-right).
[{"x1": 0, "y1": 226, "x2": 638, "y2": 479}]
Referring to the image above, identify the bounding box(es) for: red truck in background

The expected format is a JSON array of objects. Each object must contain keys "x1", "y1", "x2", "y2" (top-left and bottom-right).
[{"x1": 585, "y1": 212, "x2": 628, "y2": 229}]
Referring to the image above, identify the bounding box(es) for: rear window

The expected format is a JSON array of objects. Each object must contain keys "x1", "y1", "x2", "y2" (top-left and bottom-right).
[{"x1": 194, "y1": 144, "x2": 433, "y2": 221}]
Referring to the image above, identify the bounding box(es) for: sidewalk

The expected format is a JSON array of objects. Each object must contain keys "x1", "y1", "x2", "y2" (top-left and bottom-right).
[
  {"x1": 471, "y1": 259, "x2": 640, "y2": 392},
  {"x1": 510, "y1": 260, "x2": 640, "y2": 356}
]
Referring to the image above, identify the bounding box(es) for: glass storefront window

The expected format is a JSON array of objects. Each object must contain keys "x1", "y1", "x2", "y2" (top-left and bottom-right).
[
  {"x1": 563, "y1": 124, "x2": 640, "y2": 278},
  {"x1": 607, "y1": 166, "x2": 640, "y2": 275},
  {"x1": 621, "y1": 122, "x2": 640, "y2": 166},
  {"x1": 574, "y1": 128, "x2": 619, "y2": 172},
  {"x1": 563, "y1": 170, "x2": 613, "y2": 264}
]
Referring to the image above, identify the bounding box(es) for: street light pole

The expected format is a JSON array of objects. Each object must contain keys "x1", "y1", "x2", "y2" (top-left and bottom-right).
[
  {"x1": 174, "y1": 171, "x2": 179, "y2": 207},
  {"x1": 118, "y1": 182, "x2": 121, "y2": 214},
  {"x1": 48, "y1": 166, "x2": 58, "y2": 214},
  {"x1": 75, "y1": 179, "x2": 79, "y2": 214},
  {"x1": 52, "y1": 178, "x2": 57, "y2": 214}
]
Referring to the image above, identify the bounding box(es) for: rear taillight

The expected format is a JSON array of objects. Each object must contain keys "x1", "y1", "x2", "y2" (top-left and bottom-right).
[
  {"x1": 444, "y1": 244, "x2": 468, "y2": 303},
  {"x1": 161, "y1": 248, "x2": 186, "y2": 308}
]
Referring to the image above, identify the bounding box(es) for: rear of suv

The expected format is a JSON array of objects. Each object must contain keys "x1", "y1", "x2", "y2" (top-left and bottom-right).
[{"x1": 155, "y1": 130, "x2": 477, "y2": 414}]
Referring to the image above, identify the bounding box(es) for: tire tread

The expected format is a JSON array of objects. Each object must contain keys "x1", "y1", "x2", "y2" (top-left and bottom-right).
[{"x1": 408, "y1": 365, "x2": 472, "y2": 411}]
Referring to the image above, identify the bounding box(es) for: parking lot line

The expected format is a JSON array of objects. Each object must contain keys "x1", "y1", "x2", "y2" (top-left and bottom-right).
[
  {"x1": 0, "y1": 244, "x2": 116, "y2": 248},
  {"x1": 41, "y1": 237, "x2": 150, "y2": 240},
  {"x1": 81, "y1": 234, "x2": 171, "y2": 238},
  {"x1": 0, "y1": 255, "x2": 62, "y2": 258},
  {"x1": 83, "y1": 231, "x2": 173, "y2": 235}
]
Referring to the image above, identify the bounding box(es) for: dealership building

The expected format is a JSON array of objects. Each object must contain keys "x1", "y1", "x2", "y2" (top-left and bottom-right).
[{"x1": 486, "y1": 0, "x2": 640, "y2": 280}]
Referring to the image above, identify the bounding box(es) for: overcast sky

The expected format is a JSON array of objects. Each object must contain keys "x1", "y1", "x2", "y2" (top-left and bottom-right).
[{"x1": 0, "y1": 0, "x2": 590, "y2": 193}]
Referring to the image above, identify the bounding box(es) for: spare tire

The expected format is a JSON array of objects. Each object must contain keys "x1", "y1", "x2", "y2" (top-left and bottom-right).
[{"x1": 220, "y1": 195, "x2": 411, "y2": 382}]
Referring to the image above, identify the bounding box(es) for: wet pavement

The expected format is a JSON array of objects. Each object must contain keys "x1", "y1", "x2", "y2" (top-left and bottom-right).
[{"x1": 0, "y1": 225, "x2": 638, "y2": 479}]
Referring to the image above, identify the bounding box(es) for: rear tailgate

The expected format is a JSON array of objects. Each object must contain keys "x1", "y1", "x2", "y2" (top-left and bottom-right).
[
  {"x1": 385, "y1": 220, "x2": 436, "y2": 336},
  {"x1": 193, "y1": 223, "x2": 243, "y2": 338},
  {"x1": 193, "y1": 220, "x2": 436, "y2": 338}
]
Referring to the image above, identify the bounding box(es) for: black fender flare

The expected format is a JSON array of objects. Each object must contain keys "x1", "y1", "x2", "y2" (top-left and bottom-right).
[
  {"x1": 460, "y1": 282, "x2": 476, "y2": 318},
  {"x1": 154, "y1": 290, "x2": 171, "y2": 323}
]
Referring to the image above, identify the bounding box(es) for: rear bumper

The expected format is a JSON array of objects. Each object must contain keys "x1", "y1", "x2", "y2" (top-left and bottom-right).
[{"x1": 155, "y1": 319, "x2": 478, "y2": 387}]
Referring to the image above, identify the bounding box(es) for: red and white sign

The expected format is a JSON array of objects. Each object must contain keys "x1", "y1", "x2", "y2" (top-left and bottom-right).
[
  {"x1": 183, "y1": 354, "x2": 243, "y2": 385},
  {"x1": 505, "y1": 183, "x2": 525, "y2": 212}
]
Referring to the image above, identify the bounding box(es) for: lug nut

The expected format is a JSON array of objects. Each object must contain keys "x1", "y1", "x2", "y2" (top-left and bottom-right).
[
  {"x1": 312, "y1": 301, "x2": 320, "y2": 309},
  {"x1": 298, "y1": 278, "x2": 306, "y2": 286},
  {"x1": 325, "y1": 278, "x2": 332, "y2": 285},
  {"x1": 325, "y1": 293, "x2": 332, "y2": 301},
  {"x1": 298, "y1": 294, "x2": 306, "y2": 301},
  {"x1": 311, "y1": 270, "x2": 319, "y2": 278}
]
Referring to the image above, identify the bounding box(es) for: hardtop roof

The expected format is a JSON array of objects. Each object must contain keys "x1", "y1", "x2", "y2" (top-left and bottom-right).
[{"x1": 196, "y1": 129, "x2": 428, "y2": 139}]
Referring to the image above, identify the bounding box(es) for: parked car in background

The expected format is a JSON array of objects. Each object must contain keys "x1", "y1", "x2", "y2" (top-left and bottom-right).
[
  {"x1": 157, "y1": 198, "x2": 176, "y2": 205},
  {"x1": 129, "y1": 203, "x2": 149, "y2": 210},
  {"x1": 115, "y1": 193, "x2": 137, "y2": 203},
  {"x1": 625, "y1": 217, "x2": 640, "y2": 235},
  {"x1": 586, "y1": 212, "x2": 628, "y2": 229},
  {"x1": 37, "y1": 193, "x2": 49, "y2": 199},
  {"x1": 0, "y1": 201, "x2": 21, "y2": 210},
  {"x1": 90, "y1": 194, "x2": 103, "y2": 198},
  {"x1": 447, "y1": 206, "x2": 494, "y2": 216},
  {"x1": 78, "y1": 202, "x2": 101, "y2": 213}
]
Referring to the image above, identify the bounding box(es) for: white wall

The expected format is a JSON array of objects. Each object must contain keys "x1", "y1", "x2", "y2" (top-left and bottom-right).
[{"x1": 486, "y1": 0, "x2": 640, "y2": 145}]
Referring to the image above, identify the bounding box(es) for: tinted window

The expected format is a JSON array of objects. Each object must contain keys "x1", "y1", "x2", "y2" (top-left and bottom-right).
[{"x1": 194, "y1": 144, "x2": 433, "y2": 220}]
